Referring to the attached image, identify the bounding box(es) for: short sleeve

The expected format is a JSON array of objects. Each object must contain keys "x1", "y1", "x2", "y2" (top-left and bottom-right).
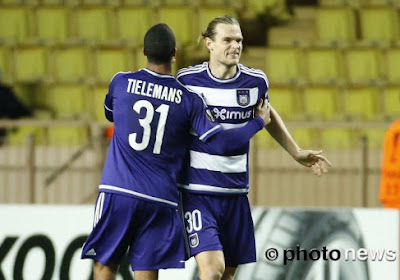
[
  {"x1": 104, "y1": 72, "x2": 126, "y2": 111},
  {"x1": 261, "y1": 72, "x2": 269, "y2": 102}
]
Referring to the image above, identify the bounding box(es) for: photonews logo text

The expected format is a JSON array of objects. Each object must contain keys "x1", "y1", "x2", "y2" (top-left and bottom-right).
[{"x1": 265, "y1": 245, "x2": 397, "y2": 265}]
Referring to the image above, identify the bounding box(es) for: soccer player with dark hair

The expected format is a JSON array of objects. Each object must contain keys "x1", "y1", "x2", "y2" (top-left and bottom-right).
[
  {"x1": 81, "y1": 23, "x2": 271, "y2": 280},
  {"x1": 176, "y1": 16, "x2": 332, "y2": 280}
]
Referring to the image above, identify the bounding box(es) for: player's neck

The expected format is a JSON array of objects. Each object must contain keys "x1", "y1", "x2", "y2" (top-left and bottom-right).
[
  {"x1": 146, "y1": 63, "x2": 172, "y2": 75},
  {"x1": 208, "y1": 60, "x2": 237, "y2": 79}
]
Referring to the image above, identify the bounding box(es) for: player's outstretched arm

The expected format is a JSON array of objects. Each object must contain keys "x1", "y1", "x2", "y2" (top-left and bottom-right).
[{"x1": 265, "y1": 104, "x2": 332, "y2": 176}]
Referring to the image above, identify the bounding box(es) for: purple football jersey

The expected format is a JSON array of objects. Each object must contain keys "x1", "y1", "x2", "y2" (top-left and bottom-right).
[
  {"x1": 176, "y1": 62, "x2": 269, "y2": 195},
  {"x1": 100, "y1": 68, "x2": 223, "y2": 208}
]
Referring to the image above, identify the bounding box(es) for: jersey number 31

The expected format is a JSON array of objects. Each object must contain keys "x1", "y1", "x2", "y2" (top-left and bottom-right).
[{"x1": 129, "y1": 100, "x2": 169, "y2": 154}]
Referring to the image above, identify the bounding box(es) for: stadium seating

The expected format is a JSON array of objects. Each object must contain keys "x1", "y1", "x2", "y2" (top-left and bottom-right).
[
  {"x1": 52, "y1": 45, "x2": 91, "y2": 83},
  {"x1": 315, "y1": 7, "x2": 357, "y2": 42},
  {"x1": 385, "y1": 47, "x2": 400, "y2": 84},
  {"x1": 41, "y1": 0, "x2": 79, "y2": 4},
  {"x1": 0, "y1": 6, "x2": 31, "y2": 43},
  {"x1": 264, "y1": 46, "x2": 304, "y2": 85},
  {"x1": 93, "y1": 46, "x2": 134, "y2": 84},
  {"x1": 291, "y1": 127, "x2": 316, "y2": 148},
  {"x1": 318, "y1": 0, "x2": 364, "y2": 6},
  {"x1": 254, "y1": 129, "x2": 276, "y2": 149},
  {"x1": 74, "y1": 6, "x2": 114, "y2": 43},
  {"x1": 367, "y1": 0, "x2": 400, "y2": 6},
  {"x1": 304, "y1": 46, "x2": 344, "y2": 84},
  {"x1": 202, "y1": 0, "x2": 239, "y2": 6},
  {"x1": 197, "y1": 6, "x2": 238, "y2": 34},
  {"x1": 247, "y1": 0, "x2": 290, "y2": 19},
  {"x1": 303, "y1": 86, "x2": 339, "y2": 120},
  {"x1": 122, "y1": 0, "x2": 150, "y2": 5},
  {"x1": 35, "y1": 6, "x2": 71, "y2": 43},
  {"x1": 359, "y1": 7, "x2": 399, "y2": 43},
  {"x1": 268, "y1": 86, "x2": 300, "y2": 120},
  {"x1": 0, "y1": 0, "x2": 395, "y2": 152},
  {"x1": 81, "y1": 0, "x2": 110, "y2": 5},
  {"x1": 0, "y1": 45, "x2": 12, "y2": 82},
  {"x1": 319, "y1": 127, "x2": 355, "y2": 149},
  {"x1": 116, "y1": 7, "x2": 153, "y2": 46},
  {"x1": 158, "y1": 6, "x2": 195, "y2": 46},
  {"x1": 344, "y1": 47, "x2": 382, "y2": 85},
  {"x1": 45, "y1": 85, "x2": 88, "y2": 119},
  {"x1": 382, "y1": 86, "x2": 400, "y2": 119},
  {"x1": 14, "y1": 45, "x2": 49, "y2": 82},
  {"x1": 343, "y1": 86, "x2": 378, "y2": 120},
  {"x1": 92, "y1": 86, "x2": 109, "y2": 121}
]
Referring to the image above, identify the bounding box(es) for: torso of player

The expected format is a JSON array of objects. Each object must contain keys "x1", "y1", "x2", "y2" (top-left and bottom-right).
[
  {"x1": 177, "y1": 62, "x2": 269, "y2": 195},
  {"x1": 100, "y1": 69, "x2": 201, "y2": 208}
]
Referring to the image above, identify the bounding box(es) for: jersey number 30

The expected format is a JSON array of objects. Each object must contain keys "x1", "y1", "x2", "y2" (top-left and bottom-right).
[
  {"x1": 185, "y1": 209, "x2": 203, "y2": 233},
  {"x1": 129, "y1": 100, "x2": 169, "y2": 154}
]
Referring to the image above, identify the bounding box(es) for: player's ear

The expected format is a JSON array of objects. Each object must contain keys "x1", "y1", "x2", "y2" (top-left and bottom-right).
[
  {"x1": 204, "y1": 37, "x2": 213, "y2": 52},
  {"x1": 171, "y1": 48, "x2": 177, "y2": 64},
  {"x1": 143, "y1": 47, "x2": 147, "y2": 56}
]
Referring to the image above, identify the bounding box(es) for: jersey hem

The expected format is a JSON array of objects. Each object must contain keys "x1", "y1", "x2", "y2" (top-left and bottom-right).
[
  {"x1": 178, "y1": 184, "x2": 249, "y2": 196},
  {"x1": 99, "y1": 185, "x2": 178, "y2": 208}
]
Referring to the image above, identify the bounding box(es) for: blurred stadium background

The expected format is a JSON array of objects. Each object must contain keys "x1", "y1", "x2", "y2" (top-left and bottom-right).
[{"x1": 0, "y1": 0, "x2": 399, "y2": 208}]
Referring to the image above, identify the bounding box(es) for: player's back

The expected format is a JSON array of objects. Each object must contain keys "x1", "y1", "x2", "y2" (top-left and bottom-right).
[{"x1": 100, "y1": 68, "x2": 208, "y2": 207}]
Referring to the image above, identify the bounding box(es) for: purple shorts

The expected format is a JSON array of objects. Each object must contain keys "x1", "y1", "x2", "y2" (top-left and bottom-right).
[
  {"x1": 81, "y1": 192, "x2": 185, "y2": 270},
  {"x1": 181, "y1": 192, "x2": 256, "y2": 266}
]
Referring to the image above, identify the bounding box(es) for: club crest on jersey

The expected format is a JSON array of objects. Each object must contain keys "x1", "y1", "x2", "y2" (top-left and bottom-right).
[
  {"x1": 237, "y1": 89, "x2": 250, "y2": 106},
  {"x1": 189, "y1": 233, "x2": 199, "y2": 248}
]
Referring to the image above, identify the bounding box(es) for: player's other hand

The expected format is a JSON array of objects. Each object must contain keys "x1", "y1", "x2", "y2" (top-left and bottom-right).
[
  {"x1": 294, "y1": 149, "x2": 332, "y2": 177},
  {"x1": 255, "y1": 99, "x2": 271, "y2": 126}
]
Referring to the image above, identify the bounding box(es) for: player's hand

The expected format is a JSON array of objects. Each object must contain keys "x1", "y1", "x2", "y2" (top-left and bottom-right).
[
  {"x1": 293, "y1": 149, "x2": 332, "y2": 176},
  {"x1": 255, "y1": 99, "x2": 271, "y2": 126}
]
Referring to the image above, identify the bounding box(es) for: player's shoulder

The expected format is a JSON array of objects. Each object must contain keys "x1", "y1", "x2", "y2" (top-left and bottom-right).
[
  {"x1": 176, "y1": 62, "x2": 208, "y2": 79},
  {"x1": 239, "y1": 64, "x2": 269, "y2": 86},
  {"x1": 175, "y1": 78, "x2": 202, "y2": 98},
  {"x1": 109, "y1": 71, "x2": 133, "y2": 83}
]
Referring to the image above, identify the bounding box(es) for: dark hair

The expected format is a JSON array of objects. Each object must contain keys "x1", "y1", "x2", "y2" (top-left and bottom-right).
[
  {"x1": 201, "y1": 15, "x2": 240, "y2": 41},
  {"x1": 144, "y1": 23, "x2": 176, "y2": 64}
]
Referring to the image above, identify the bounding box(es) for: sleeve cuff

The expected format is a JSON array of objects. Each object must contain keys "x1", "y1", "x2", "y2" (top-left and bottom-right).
[{"x1": 253, "y1": 116, "x2": 265, "y2": 129}]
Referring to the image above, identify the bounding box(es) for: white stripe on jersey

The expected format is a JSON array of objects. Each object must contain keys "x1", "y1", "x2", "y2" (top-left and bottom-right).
[
  {"x1": 142, "y1": 68, "x2": 176, "y2": 79},
  {"x1": 220, "y1": 122, "x2": 248, "y2": 129},
  {"x1": 99, "y1": 185, "x2": 178, "y2": 207},
  {"x1": 178, "y1": 183, "x2": 248, "y2": 194},
  {"x1": 93, "y1": 192, "x2": 105, "y2": 228},
  {"x1": 190, "y1": 150, "x2": 247, "y2": 173},
  {"x1": 187, "y1": 86, "x2": 259, "y2": 108},
  {"x1": 110, "y1": 71, "x2": 131, "y2": 83},
  {"x1": 198, "y1": 125, "x2": 221, "y2": 141},
  {"x1": 176, "y1": 63, "x2": 207, "y2": 78},
  {"x1": 104, "y1": 104, "x2": 112, "y2": 112},
  {"x1": 240, "y1": 66, "x2": 269, "y2": 89}
]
